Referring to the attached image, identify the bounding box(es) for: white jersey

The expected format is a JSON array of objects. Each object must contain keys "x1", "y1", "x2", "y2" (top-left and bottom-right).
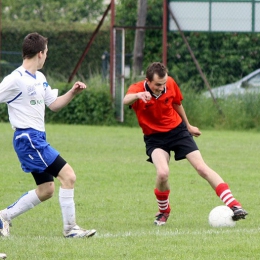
[{"x1": 0, "y1": 66, "x2": 58, "y2": 131}]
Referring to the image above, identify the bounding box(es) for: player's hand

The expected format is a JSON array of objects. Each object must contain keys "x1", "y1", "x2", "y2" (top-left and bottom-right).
[
  {"x1": 188, "y1": 125, "x2": 201, "y2": 137},
  {"x1": 137, "y1": 91, "x2": 152, "y2": 103},
  {"x1": 71, "y1": 81, "x2": 87, "y2": 94}
]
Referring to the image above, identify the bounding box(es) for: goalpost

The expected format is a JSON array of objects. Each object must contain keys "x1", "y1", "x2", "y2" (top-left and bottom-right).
[
  {"x1": 109, "y1": 1, "x2": 167, "y2": 123},
  {"x1": 112, "y1": 27, "x2": 125, "y2": 123}
]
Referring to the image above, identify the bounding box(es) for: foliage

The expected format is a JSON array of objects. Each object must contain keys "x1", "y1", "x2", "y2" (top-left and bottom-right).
[
  {"x1": 116, "y1": 0, "x2": 163, "y2": 69},
  {"x1": 2, "y1": 73, "x2": 260, "y2": 130},
  {"x1": 0, "y1": 123, "x2": 259, "y2": 259},
  {"x1": 116, "y1": 1, "x2": 260, "y2": 92},
  {"x1": 45, "y1": 75, "x2": 118, "y2": 125},
  {"x1": 3, "y1": 0, "x2": 260, "y2": 94},
  {"x1": 180, "y1": 84, "x2": 260, "y2": 131},
  {"x1": 1, "y1": 21, "x2": 110, "y2": 79},
  {"x1": 2, "y1": 0, "x2": 105, "y2": 23},
  {"x1": 2, "y1": 1, "x2": 260, "y2": 129}
]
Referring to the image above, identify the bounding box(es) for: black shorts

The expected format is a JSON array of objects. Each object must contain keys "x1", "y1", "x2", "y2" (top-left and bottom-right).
[
  {"x1": 31, "y1": 155, "x2": 67, "y2": 185},
  {"x1": 144, "y1": 121, "x2": 199, "y2": 163}
]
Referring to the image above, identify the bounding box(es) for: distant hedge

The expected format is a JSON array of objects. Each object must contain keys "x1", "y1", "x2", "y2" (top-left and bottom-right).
[
  {"x1": 1, "y1": 20, "x2": 110, "y2": 79},
  {"x1": 1, "y1": 81, "x2": 260, "y2": 131}
]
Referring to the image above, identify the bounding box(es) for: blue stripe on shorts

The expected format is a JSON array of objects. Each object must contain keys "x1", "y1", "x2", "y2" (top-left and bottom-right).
[{"x1": 13, "y1": 128, "x2": 59, "y2": 173}]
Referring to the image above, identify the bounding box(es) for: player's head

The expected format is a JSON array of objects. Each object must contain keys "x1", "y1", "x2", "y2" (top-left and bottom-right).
[
  {"x1": 22, "y1": 32, "x2": 48, "y2": 59},
  {"x1": 146, "y1": 62, "x2": 168, "y2": 82},
  {"x1": 146, "y1": 62, "x2": 168, "y2": 96}
]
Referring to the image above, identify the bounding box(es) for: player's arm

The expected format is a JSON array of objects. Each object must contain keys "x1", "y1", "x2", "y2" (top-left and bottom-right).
[
  {"x1": 49, "y1": 81, "x2": 86, "y2": 112},
  {"x1": 123, "y1": 91, "x2": 151, "y2": 105},
  {"x1": 173, "y1": 103, "x2": 201, "y2": 137},
  {"x1": 0, "y1": 75, "x2": 21, "y2": 103}
]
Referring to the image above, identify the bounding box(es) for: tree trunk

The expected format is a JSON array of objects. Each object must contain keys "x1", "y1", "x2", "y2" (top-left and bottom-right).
[{"x1": 132, "y1": 0, "x2": 147, "y2": 78}]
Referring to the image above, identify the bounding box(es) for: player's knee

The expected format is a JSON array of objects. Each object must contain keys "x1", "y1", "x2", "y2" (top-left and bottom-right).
[
  {"x1": 37, "y1": 182, "x2": 55, "y2": 201},
  {"x1": 43, "y1": 189, "x2": 55, "y2": 200},
  {"x1": 157, "y1": 169, "x2": 169, "y2": 183},
  {"x1": 66, "y1": 171, "x2": 76, "y2": 185},
  {"x1": 195, "y1": 164, "x2": 209, "y2": 179},
  {"x1": 57, "y1": 165, "x2": 76, "y2": 188}
]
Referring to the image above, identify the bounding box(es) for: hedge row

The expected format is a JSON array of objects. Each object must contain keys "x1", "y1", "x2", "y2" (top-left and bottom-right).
[{"x1": 1, "y1": 20, "x2": 110, "y2": 79}]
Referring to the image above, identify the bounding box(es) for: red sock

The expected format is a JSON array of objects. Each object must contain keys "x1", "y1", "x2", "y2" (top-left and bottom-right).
[
  {"x1": 215, "y1": 183, "x2": 241, "y2": 208},
  {"x1": 154, "y1": 188, "x2": 171, "y2": 213}
]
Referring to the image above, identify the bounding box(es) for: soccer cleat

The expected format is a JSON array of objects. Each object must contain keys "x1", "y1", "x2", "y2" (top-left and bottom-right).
[
  {"x1": 231, "y1": 206, "x2": 248, "y2": 221},
  {"x1": 0, "y1": 213, "x2": 10, "y2": 237},
  {"x1": 0, "y1": 253, "x2": 7, "y2": 259},
  {"x1": 154, "y1": 212, "x2": 170, "y2": 226},
  {"x1": 63, "y1": 225, "x2": 96, "y2": 238}
]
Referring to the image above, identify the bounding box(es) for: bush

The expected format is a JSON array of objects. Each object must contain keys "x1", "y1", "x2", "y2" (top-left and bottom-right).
[
  {"x1": 2, "y1": 74, "x2": 260, "y2": 130},
  {"x1": 1, "y1": 21, "x2": 110, "y2": 80},
  {"x1": 45, "y1": 75, "x2": 117, "y2": 125}
]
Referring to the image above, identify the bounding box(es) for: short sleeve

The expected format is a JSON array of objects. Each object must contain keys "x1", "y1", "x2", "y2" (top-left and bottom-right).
[
  {"x1": 0, "y1": 74, "x2": 21, "y2": 103},
  {"x1": 44, "y1": 85, "x2": 58, "y2": 106},
  {"x1": 169, "y1": 77, "x2": 183, "y2": 105}
]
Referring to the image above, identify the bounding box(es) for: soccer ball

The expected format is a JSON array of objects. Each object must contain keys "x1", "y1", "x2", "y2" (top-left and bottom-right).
[{"x1": 208, "y1": 205, "x2": 236, "y2": 228}]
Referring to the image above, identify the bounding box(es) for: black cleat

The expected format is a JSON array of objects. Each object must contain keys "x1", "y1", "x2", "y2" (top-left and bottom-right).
[{"x1": 231, "y1": 206, "x2": 248, "y2": 221}]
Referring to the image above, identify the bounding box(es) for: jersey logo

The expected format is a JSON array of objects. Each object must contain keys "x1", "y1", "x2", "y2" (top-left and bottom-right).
[
  {"x1": 144, "y1": 103, "x2": 153, "y2": 109},
  {"x1": 164, "y1": 98, "x2": 169, "y2": 104},
  {"x1": 30, "y1": 99, "x2": 44, "y2": 105},
  {"x1": 27, "y1": 85, "x2": 36, "y2": 96},
  {"x1": 43, "y1": 82, "x2": 48, "y2": 90}
]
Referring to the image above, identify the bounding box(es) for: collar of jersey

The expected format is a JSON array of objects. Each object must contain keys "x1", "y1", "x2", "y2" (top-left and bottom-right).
[{"x1": 25, "y1": 70, "x2": 36, "y2": 79}]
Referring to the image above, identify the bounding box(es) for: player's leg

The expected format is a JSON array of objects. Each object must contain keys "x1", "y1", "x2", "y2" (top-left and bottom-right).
[
  {"x1": 151, "y1": 148, "x2": 171, "y2": 226},
  {"x1": 186, "y1": 150, "x2": 224, "y2": 188},
  {"x1": 0, "y1": 172, "x2": 54, "y2": 237},
  {"x1": 1, "y1": 129, "x2": 58, "y2": 237},
  {"x1": 55, "y1": 161, "x2": 96, "y2": 238},
  {"x1": 186, "y1": 150, "x2": 248, "y2": 220}
]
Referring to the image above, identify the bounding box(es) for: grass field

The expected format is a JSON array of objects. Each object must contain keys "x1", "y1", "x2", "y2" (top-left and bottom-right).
[{"x1": 0, "y1": 122, "x2": 259, "y2": 259}]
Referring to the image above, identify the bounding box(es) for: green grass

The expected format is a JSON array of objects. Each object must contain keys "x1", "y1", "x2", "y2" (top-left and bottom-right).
[{"x1": 0, "y1": 122, "x2": 259, "y2": 259}]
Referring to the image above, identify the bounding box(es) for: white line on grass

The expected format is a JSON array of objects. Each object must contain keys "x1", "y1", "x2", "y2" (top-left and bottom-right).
[{"x1": 95, "y1": 228, "x2": 260, "y2": 239}]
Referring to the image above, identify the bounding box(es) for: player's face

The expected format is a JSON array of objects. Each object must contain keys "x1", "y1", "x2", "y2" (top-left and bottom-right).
[
  {"x1": 38, "y1": 45, "x2": 48, "y2": 69},
  {"x1": 147, "y1": 73, "x2": 168, "y2": 96}
]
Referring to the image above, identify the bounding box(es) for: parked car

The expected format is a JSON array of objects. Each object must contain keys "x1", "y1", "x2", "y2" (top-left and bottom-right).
[{"x1": 203, "y1": 69, "x2": 260, "y2": 98}]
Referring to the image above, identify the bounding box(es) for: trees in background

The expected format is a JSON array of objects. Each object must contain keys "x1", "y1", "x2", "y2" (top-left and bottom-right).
[
  {"x1": 132, "y1": 0, "x2": 147, "y2": 77},
  {"x1": 2, "y1": 0, "x2": 260, "y2": 91},
  {"x1": 2, "y1": 0, "x2": 104, "y2": 23}
]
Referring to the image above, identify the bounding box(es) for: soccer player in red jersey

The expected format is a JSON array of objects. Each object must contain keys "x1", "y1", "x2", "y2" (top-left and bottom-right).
[{"x1": 123, "y1": 62, "x2": 247, "y2": 225}]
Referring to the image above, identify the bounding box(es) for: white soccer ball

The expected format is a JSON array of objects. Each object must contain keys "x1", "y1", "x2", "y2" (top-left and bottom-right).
[
  {"x1": 0, "y1": 253, "x2": 7, "y2": 259},
  {"x1": 208, "y1": 205, "x2": 236, "y2": 228}
]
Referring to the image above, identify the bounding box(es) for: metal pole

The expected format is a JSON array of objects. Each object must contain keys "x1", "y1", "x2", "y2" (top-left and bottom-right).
[
  {"x1": 162, "y1": 0, "x2": 167, "y2": 66},
  {"x1": 68, "y1": 3, "x2": 111, "y2": 83},
  {"x1": 110, "y1": 0, "x2": 115, "y2": 96},
  {"x1": 0, "y1": 0, "x2": 2, "y2": 78},
  {"x1": 168, "y1": 4, "x2": 224, "y2": 116}
]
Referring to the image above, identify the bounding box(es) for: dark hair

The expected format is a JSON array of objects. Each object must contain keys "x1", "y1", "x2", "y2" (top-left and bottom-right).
[
  {"x1": 146, "y1": 62, "x2": 168, "y2": 81},
  {"x1": 22, "y1": 32, "x2": 48, "y2": 59}
]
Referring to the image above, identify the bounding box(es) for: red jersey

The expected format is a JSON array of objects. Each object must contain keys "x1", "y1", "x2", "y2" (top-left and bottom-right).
[{"x1": 126, "y1": 76, "x2": 183, "y2": 135}]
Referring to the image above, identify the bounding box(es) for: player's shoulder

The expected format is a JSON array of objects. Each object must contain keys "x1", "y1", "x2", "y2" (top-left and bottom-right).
[
  {"x1": 128, "y1": 80, "x2": 145, "y2": 92},
  {"x1": 12, "y1": 66, "x2": 27, "y2": 77},
  {"x1": 167, "y1": 76, "x2": 179, "y2": 88},
  {"x1": 1, "y1": 67, "x2": 22, "y2": 84},
  {"x1": 167, "y1": 76, "x2": 177, "y2": 84}
]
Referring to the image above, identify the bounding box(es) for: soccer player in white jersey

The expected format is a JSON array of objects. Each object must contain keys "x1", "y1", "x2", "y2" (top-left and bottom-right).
[{"x1": 0, "y1": 32, "x2": 96, "y2": 238}]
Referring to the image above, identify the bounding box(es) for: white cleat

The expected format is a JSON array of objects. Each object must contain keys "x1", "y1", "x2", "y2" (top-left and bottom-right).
[
  {"x1": 0, "y1": 213, "x2": 10, "y2": 237},
  {"x1": 63, "y1": 225, "x2": 96, "y2": 238}
]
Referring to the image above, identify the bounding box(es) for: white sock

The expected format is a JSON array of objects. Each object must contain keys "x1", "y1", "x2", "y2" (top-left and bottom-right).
[
  {"x1": 59, "y1": 187, "x2": 76, "y2": 232},
  {"x1": 1, "y1": 190, "x2": 41, "y2": 221}
]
